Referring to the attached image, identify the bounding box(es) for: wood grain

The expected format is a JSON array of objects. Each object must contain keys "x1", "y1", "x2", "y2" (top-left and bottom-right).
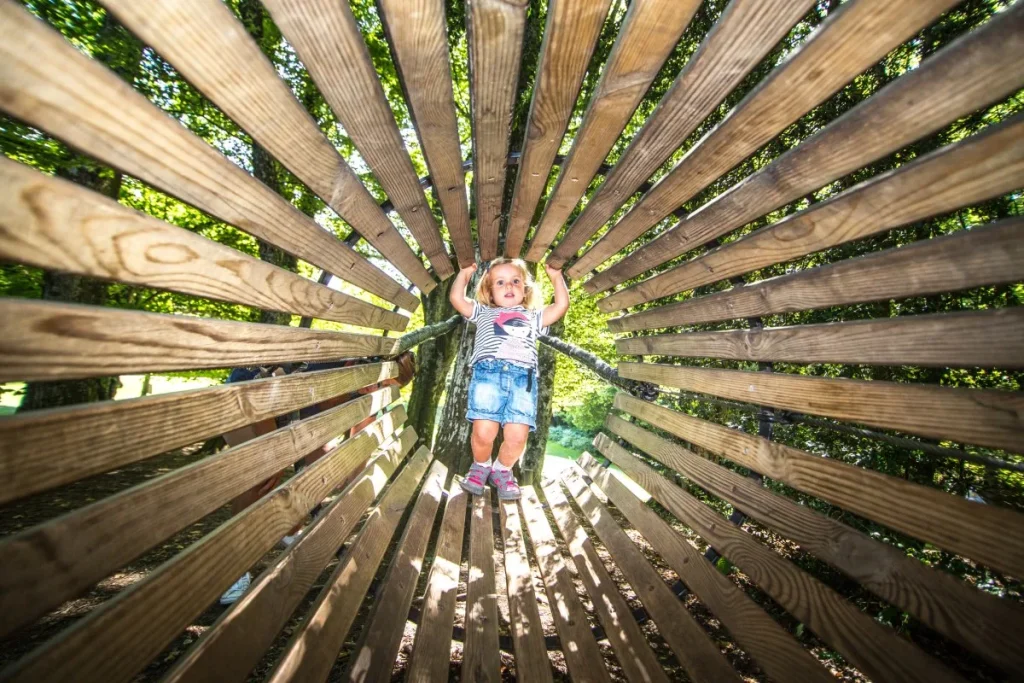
[
  {"x1": 407, "y1": 480, "x2": 469, "y2": 683},
  {"x1": 599, "y1": 114, "x2": 1024, "y2": 311},
  {"x1": 572, "y1": 0, "x2": 962, "y2": 281},
  {"x1": 163, "y1": 427, "x2": 418, "y2": 683},
  {"x1": 98, "y1": 0, "x2": 437, "y2": 292},
  {"x1": 574, "y1": 455, "x2": 832, "y2": 683},
  {"x1": 612, "y1": 392, "x2": 1024, "y2": 581},
  {"x1": 463, "y1": 489, "x2": 501, "y2": 683},
  {"x1": 0, "y1": 298, "x2": 399, "y2": 382},
  {"x1": 609, "y1": 219, "x2": 1024, "y2": 332},
  {"x1": 605, "y1": 414, "x2": 1024, "y2": 674},
  {"x1": 546, "y1": 0, "x2": 817, "y2": 268},
  {"x1": 502, "y1": 0, "x2": 613, "y2": 258},
  {"x1": 615, "y1": 308, "x2": 1024, "y2": 369},
  {"x1": 0, "y1": 3, "x2": 419, "y2": 310},
  {"x1": 468, "y1": 0, "x2": 529, "y2": 260},
  {"x1": 377, "y1": 0, "x2": 474, "y2": 268},
  {"x1": 0, "y1": 387, "x2": 397, "y2": 640},
  {"x1": 592, "y1": 433, "x2": 965, "y2": 683},
  {"x1": 260, "y1": 0, "x2": 453, "y2": 280},
  {"x1": 618, "y1": 362, "x2": 1023, "y2": 454},
  {"x1": 523, "y1": 0, "x2": 700, "y2": 263},
  {"x1": 586, "y1": 6, "x2": 1024, "y2": 292},
  {"x1": 0, "y1": 158, "x2": 409, "y2": 330},
  {"x1": 265, "y1": 449, "x2": 436, "y2": 683},
  {"x1": 0, "y1": 361, "x2": 399, "y2": 505},
  {"x1": 519, "y1": 487, "x2": 611, "y2": 682}
]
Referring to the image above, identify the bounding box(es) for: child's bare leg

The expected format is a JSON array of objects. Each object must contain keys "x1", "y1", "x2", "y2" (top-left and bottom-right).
[
  {"x1": 497, "y1": 423, "x2": 529, "y2": 468},
  {"x1": 471, "y1": 419, "x2": 500, "y2": 463}
]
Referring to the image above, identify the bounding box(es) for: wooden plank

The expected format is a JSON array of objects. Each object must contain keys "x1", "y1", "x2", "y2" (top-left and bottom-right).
[
  {"x1": 546, "y1": 0, "x2": 817, "y2": 268},
  {"x1": 407, "y1": 479, "x2": 470, "y2": 683},
  {"x1": 2, "y1": 414, "x2": 405, "y2": 683},
  {"x1": 98, "y1": 0, "x2": 437, "y2": 293},
  {"x1": 612, "y1": 392, "x2": 1024, "y2": 581},
  {"x1": 0, "y1": 298, "x2": 399, "y2": 383},
  {"x1": 163, "y1": 427, "x2": 419, "y2": 683},
  {"x1": 519, "y1": 487, "x2": 611, "y2": 682},
  {"x1": 463, "y1": 489, "x2": 501, "y2": 683},
  {"x1": 569, "y1": 0, "x2": 962, "y2": 281},
  {"x1": 592, "y1": 433, "x2": 965, "y2": 683},
  {"x1": 604, "y1": 415, "x2": 1024, "y2": 674},
  {"x1": 609, "y1": 218, "x2": 1024, "y2": 331},
  {"x1": 346, "y1": 460, "x2": 449, "y2": 682},
  {"x1": 523, "y1": 0, "x2": 700, "y2": 262},
  {"x1": 0, "y1": 3, "x2": 419, "y2": 311},
  {"x1": 0, "y1": 387, "x2": 399, "y2": 640},
  {"x1": 539, "y1": 479, "x2": 670, "y2": 683},
  {"x1": 572, "y1": 457, "x2": 832, "y2": 683},
  {"x1": 265, "y1": 448, "x2": 436, "y2": 683},
  {"x1": 598, "y1": 113, "x2": 1024, "y2": 312},
  {"x1": 260, "y1": 0, "x2": 453, "y2": 280},
  {"x1": 377, "y1": 0, "x2": 474, "y2": 268},
  {"x1": 618, "y1": 362, "x2": 1024, "y2": 455},
  {"x1": 502, "y1": 0, "x2": 613, "y2": 258},
  {"x1": 0, "y1": 158, "x2": 410, "y2": 330},
  {"x1": 560, "y1": 465, "x2": 743, "y2": 682},
  {"x1": 586, "y1": 6, "x2": 1024, "y2": 292},
  {"x1": 498, "y1": 498, "x2": 554, "y2": 682},
  {"x1": 468, "y1": 0, "x2": 529, "y2": 260},
  {"x1": 0, "y1": 361, "x2": 399, "y2": 505},
  {"x1": 615, "y1": 308, "x2": 1024, "y2": 369}
]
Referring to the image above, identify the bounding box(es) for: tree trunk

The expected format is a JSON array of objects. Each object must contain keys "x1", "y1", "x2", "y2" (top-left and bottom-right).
[{"x1": 410, "y1": 277, "x2": 465, "y2": 452}]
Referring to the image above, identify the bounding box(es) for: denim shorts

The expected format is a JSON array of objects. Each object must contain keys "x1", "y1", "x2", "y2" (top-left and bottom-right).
[{"x1": 466, "y1": 359, "x2": 538, "y2": 431}]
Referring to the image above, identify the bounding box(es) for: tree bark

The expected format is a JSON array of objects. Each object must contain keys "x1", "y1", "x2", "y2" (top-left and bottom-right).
[
  {"x1": 397, "y1": 314, "x2": 460, "y2": 355},
  {"x1": 408, "y1": 277, "x2": 462, "y2": 451}
]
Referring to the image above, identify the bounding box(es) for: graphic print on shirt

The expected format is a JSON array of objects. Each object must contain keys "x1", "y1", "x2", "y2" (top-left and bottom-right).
[{"x1": 493, "y1": 311, "x2": 533, "y2": 365}]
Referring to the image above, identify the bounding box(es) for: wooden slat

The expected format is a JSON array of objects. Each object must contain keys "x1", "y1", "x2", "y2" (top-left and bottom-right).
[
  {"x1": 347, "y1": 459, "x2": 449, "y2": 682},
  {"x1": 0, "y1": 361, "x2": 399, "y2": 505},
  {"x1": 468, "y1": 0, "x2": 529, "y2": 260},
  {"x1": 98, "y1": 0, "x2": 437, "y2": 293},
  {"x1": 615, "y1": 308, "x2": 1024, "y2": 369},
  {"x1": 260, "y1": 0, "x2": 453, "y2": 280},
  {"x1": 523, "y1": 0, "x2": 701, "y2": 262},
  {"x1": 569, "y1": 0, "x2": 962, "y2": 281},
  {"x1": 610, "y1": 219, "x2": 1024, "y2": 332},
  {"x1": 407, "y1": 479, "x2": 469, "y2": 683},
  {"x1": 573, "y1": 456, "x2": 833, "y2": 683},
  {"x1": 498, "y1": 498, "x2": 554, "y2": 682},
  {"x1": 604, "y1": 414, "x2": 1024, "y2": 674},
  {"x1": 519, "y1": 487, "x2": 611, "y2": 682},
  {"x1": 377, "y1": 0, "x2": 474, "y2": 268},
  {"x1": 2, "y1": 413, "x2": 405, "y2": 683},
  {"x1": 619, "y1": 362, "x2": 1024, "y2": 454},
  {"x1": 599, "y1": 113, "x2": 1024, "y2": 312},
  {"x1": 546, "y1": 0, "x2": 817, "y2": 268},
  {"x1": 560, "y1": 464, "x2": 743, "y2": 682},
  {"x1": 463, "y1": 489, "x2": 501, "y2": 683},
  {"x1": 266, "y1": 449, "x2": 436, "y2": 683},
  {"x1": 612, "y1": 392, "x2": 1024, "y2": 580},
  {"x1": 586, "y1": 6, "x2": 1024, "y2": 292},
  {"x1": 0, "y1": 3, "x2": 419, "y2": 311},
  {"x1": 0, "y1": 158, "x2": 409, "y2": 330},
  {"x1": 0, "y1": 386, "x2": 397, "y2": 640},
  {"x1": 163, "y1": 427, "x2": 419, "y2": 683},
  {"x1": 592, "y1": 433, "x2": 965, "y2": 683},
  {"x1": 539, "y1": 479, "x2": 670, "y2": 683},
  {"x1": 0, "y1": 299, "x2": 399, "y2": 383},
  {"x1": 502, "y1": 0, "x2": 613, "y2": 258}
]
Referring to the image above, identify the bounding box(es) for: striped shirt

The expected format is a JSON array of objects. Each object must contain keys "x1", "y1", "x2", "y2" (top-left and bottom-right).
[{"x1": 467, "y1": 302, "x2": 548, "y2": 369}]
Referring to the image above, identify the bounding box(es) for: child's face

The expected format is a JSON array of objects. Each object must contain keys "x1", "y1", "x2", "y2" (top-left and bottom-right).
[{"x1": 489, "y1": 264, "x2": 526, "y2": 307}]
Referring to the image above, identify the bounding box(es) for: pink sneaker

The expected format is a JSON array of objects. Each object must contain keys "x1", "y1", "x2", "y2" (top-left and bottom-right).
[
  {"x1": 489, "y1": 467, "x2": 521, "y2": 500},
  {"x1": 461, "y1": 461, "x2": 492, "y2": 496}
]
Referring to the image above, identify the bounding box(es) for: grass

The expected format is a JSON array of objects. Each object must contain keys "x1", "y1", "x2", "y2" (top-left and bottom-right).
[{"x1": 543, "y1": 437, "x2": 650, "y2": 502}]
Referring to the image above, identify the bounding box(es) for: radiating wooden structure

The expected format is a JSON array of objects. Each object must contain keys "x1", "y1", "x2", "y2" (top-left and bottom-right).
[{"x1": 1, "y1": 0, "x2": 1022, "y2": 680}]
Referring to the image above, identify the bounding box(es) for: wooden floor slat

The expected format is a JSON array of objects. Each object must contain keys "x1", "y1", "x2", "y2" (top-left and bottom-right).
[{"x1": 463, "y1": 490, "x2": 501, "y2": 683}]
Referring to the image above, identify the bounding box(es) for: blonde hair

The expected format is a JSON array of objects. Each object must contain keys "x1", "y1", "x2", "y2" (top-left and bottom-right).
[{"x1": 474, "y1": 258, "x2": 539, "y2": 309}]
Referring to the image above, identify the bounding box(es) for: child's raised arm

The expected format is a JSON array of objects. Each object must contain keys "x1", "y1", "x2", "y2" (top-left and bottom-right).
[
  {"x1": 449, "y1": 263, "x2": 478, "y2": 318},
  {"x1": 541, "y1": 264, "x2": 569, "y2": 327}
]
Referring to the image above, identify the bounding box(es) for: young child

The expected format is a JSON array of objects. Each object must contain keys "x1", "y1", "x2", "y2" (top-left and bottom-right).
[{"x1": 449, "y1": 258, "x2": 569, "y2": 500}]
